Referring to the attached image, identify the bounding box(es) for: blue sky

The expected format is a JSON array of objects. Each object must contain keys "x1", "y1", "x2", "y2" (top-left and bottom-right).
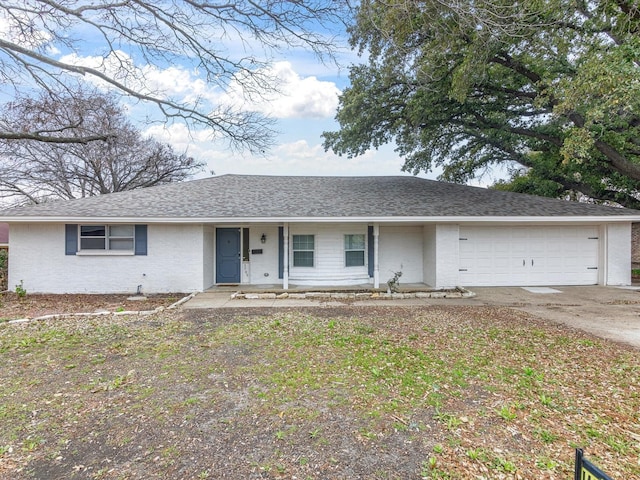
[
  {"x1": 2, "y1": 4, "x2": 422, "y2": 179},
  {"x1": 135, "y1": 52, "x2": 418, "y2": 179}
]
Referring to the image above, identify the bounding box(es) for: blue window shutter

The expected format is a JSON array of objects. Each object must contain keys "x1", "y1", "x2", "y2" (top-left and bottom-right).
[
  {"x1": 367, "y1": 226, "x2": 374, "y2": 277},
  {"x1": 278, "y1": 226, "x2": 284, "y2": 279},
  {"x1": 65, "y1": 224, "x2": 78, "y2": 255},
  {"x1": 135, "y1": 225, "x2": 147, "y2": 255}
]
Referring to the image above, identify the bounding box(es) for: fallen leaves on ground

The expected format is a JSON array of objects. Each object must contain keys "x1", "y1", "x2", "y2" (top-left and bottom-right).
[
  {"x1": 0, "y1": 292, "x2": 184, "y2": 320},
  {"x1": 0, "y1": 305, "x2": 638, "y2": 479}
]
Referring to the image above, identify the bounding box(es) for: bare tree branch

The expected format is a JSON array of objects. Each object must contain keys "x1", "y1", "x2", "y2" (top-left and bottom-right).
[
  {"x1": 0, "y1": 1, "x2": 349, "y2": 149},
  {"x1": 0, "y1": 88, "x2": 205, "y2": 205}
]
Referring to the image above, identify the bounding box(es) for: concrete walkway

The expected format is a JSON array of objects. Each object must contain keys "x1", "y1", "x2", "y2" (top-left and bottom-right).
[{"x1": 183, "y1": 286, "x2": 640, "y2": 348}]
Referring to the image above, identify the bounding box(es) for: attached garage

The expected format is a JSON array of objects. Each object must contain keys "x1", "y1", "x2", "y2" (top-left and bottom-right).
[{"x1": 459, "y1": 226, "x2": 600, "y2": 286}]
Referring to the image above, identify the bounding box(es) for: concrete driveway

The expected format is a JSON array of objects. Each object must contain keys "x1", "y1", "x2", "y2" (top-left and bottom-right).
[
  {"x1": 185, "y1": 286, "x2": 640, "y2": 349},
  {"x1": 432, "y1": 286, "x2": 640, "y2": 349}
]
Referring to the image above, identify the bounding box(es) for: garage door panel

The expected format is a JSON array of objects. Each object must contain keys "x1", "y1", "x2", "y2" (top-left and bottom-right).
[{"x1": 459, "y1": 226, "x2": 599, "y2": 286}]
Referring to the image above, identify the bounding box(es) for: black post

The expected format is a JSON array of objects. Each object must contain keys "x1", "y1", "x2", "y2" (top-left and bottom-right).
[{"x1": 575, "y1": 448, "x2": 583, "y2": 480}]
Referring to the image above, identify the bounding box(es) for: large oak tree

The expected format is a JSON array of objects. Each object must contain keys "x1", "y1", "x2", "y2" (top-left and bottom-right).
[{"x1": 323, "y1": 0, "x2": 640, "y2": 208}]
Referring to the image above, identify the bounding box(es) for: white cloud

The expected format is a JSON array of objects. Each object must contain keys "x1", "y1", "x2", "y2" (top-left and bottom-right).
[
  {"x1": 58, "y1": 52, "x2": 339, "y2": 121},
  {"x1": 143, "y1": 123, "x2": 422, "y2": 179},
  {"x1": 145, "y1": 123, "x2": 212, "y2": 143},
  {"x1": 0, "y1": 10, "x2": 53, "y2": 49},
  {"x1": 222, "y1": 61, "x2": 340, "y2": 119},
  {"x1": 59, "y1": 50, "x2": 143, "y2": 91},
  {"x1": 58, "y1": 51, "x2": 217, "y2": 101}
]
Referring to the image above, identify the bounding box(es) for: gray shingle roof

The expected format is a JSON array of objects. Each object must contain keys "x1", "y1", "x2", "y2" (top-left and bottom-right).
[{"x1": 0, "y1": 175, "x2": 638, "y2": 219}]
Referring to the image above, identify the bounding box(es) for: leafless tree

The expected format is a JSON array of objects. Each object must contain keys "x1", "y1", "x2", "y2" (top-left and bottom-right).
[
  {"x1": 0, "y1": 88, "x2": 204, "y2": 205},
  {"x1": 0, "y1": 1, "x2": 349, "y2": 151}
]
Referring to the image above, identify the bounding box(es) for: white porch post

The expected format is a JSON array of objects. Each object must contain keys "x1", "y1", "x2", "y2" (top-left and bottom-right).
[
  {"x1": 283, "y1": 223, "x2": 289, "y2": 290},
  {"x1": 373, "y1": 223, "x2": 380, "y2": 288}
]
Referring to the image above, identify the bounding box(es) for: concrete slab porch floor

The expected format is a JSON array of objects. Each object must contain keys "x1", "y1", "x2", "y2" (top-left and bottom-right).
[
  {"x1": 188, "y1": 283, "x2": 443, "y2": 308},
  {"x1": 204, "y1": 283, "x2": 433, "y2": 293},
  {"x1": 183, "y1": 285, "x2": 640, "y2": 349}
]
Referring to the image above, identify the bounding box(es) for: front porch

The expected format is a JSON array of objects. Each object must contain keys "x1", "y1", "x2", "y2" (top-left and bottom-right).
[{"x1": 208, "y1": 222, "x2": 459, "y2": 291}]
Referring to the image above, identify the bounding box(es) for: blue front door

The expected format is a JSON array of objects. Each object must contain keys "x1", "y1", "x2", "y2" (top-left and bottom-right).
[{"x1": 216, "y1": 228, "x2": 241, "y2": 283}]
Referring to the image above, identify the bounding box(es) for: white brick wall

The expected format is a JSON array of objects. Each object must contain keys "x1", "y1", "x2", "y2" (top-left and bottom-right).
[
  {"x1": 422, "y1": 225, "x2": 437, "y2": 287},
  {"x1": 378, "y1": 226, "x2": 423, "y2": 284},
  {"x1": 11, "y1": 220, "x2": 630, "y2": 293},
  {"x1": 422, "y1": 224, "x2": 459, "y2": 289},
  {"x1": 9, "y1": 223, "x2": 205, "y2": 293},
  {"x1": 248, "y1": 226, "x2": 280, "y2": 284},
  {"x1": 433, "y1": 224, "x2": 460, "y2": 289},
  {"x1": 203, "y1": 226, "x2": 215, "y2": 289},
  {"x1": 605, "y1": 223, "x2": 631, "y2": 285}
]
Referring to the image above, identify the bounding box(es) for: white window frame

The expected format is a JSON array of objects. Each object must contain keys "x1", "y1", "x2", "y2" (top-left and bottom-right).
[
  {"x1": 292, "y1": 234, "x2": 315, "y2": 268},
  {"x1": 78, "y1": 224, "x2": 135, "y2": 255},
  {"x1": 344, "y1": 234, "x2": 366, "y2": 267}
]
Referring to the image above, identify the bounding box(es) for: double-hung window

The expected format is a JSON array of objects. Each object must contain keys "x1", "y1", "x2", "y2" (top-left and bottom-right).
[
  {"x1": 292, "y1": 234, "x2": 314, "y2": 267},
  {"x1": 80, "y1": 225, "x2": 134, "y2": 252},
  {"x1": 345, "y1": 234, "x2": 365, "y2": 267}
]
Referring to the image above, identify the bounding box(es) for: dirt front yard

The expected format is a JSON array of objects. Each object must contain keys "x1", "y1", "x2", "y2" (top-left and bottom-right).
[
  {"x1": 0, "y1": 305, "x2": 639, "y2": 479},
  {"x1": 0, "y1": 292, "x2": 186, "y2": 321}
]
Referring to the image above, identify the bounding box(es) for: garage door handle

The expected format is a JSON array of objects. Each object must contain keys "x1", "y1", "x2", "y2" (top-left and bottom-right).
[
  {"x1": 523, "y1": 259, "x2": 525, "y2": 267},
  {"x1": 531, "y1": 259, "x2": 534, "y2": 266}
]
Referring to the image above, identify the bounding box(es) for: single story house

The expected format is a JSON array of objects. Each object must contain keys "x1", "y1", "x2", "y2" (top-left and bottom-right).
[{"x1": 0, "y1": 175, "x2": 638, "y2": 294}]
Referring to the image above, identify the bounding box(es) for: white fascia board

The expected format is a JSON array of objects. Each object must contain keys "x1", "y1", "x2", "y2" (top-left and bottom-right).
[{"x1": 1, "y1": 215, "x2": 639, "y2": 223}]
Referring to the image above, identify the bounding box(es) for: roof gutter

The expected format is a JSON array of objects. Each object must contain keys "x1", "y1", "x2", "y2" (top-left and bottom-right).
[{"x1": 0, "y1": 215, "x2": 639, "y2": 224}]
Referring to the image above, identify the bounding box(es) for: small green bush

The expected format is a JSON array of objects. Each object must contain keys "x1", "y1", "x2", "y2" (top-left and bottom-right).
[{"x1": 15, "y1": 280, "x2": 26, "y2": 298}]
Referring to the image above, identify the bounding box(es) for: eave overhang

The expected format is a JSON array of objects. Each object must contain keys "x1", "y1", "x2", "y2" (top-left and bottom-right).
[{"x1": 1, "y1": 215, "x2": 639, "y2": 224}]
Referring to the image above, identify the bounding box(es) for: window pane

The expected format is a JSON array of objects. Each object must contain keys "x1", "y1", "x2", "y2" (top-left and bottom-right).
[
  {"x1": 81, "y1": 225, "x2": 105, "y2": 237},
  {"x1": 293, "y1": 251, "x2": 314, "y2": 267},
  {"x1": 109, "y1": 225, "x2": 134, "y2": 237},
  {"x1": 109, "y1": 238, "x2": 134, "y2": 251},
  {"x1": 346, "y1": 250, "x2": 365, "y2": 267},
  {"x1": 80, "y1": 238, "x2": 105, "y2": 250},
  {"x1": 293, "y1": 235, "x2": 314, "y2": 250},
  {"x1": 345, "y1": 234, "x2": 365, "y2": 250}
]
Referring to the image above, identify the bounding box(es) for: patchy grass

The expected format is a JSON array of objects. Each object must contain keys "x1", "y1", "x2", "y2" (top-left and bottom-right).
[{"x1": 0, "y1": 305, "x2": 638, "y2": 479}]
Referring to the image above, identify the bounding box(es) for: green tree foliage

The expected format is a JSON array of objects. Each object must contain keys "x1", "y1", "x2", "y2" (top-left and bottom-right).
[{"x1": 323, "y1": 0, "x2": 640, "y2": 208}]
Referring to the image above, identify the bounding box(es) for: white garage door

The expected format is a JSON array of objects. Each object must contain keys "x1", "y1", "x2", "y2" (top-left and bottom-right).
[{"x1": 459, "y1": 226, "x2": 599, "y2": 286}]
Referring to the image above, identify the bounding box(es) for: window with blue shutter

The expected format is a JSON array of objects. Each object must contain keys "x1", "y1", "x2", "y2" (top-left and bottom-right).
[{"x1": 67, "y1": 224, "x2": 147, "y2": 255}]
